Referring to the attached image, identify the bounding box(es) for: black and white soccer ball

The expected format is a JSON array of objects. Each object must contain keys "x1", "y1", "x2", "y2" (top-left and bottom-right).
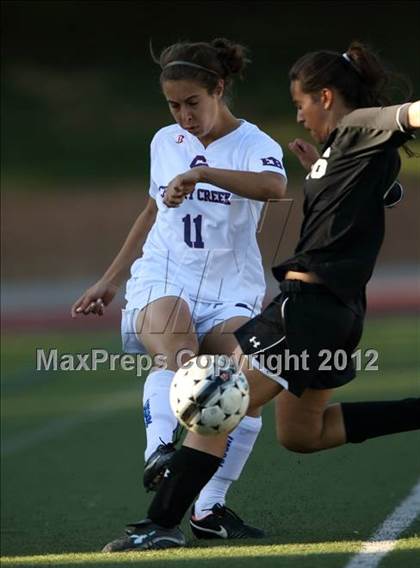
[{"x1": 169, "y1": 355, "x2": 250, "y2": 436}]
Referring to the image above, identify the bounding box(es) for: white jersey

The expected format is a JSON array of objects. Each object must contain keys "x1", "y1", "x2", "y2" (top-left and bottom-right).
[{"x1": 129, "y1": 120, "x2": 286, "y2": 306}]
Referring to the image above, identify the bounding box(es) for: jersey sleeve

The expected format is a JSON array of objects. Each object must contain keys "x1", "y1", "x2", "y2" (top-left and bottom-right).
[
  {"x1": 245, "y1": 134, "x2": 287, "y2": 178},
  {"x1": 148, "y1": 133, "x2": 159, "y2": 199},
  {"x1": 337, "y1": 104, "x2": 414, "y2": 152},
  {"x1": 149, "y1": 179, "x2": 159, "y2": 199}
]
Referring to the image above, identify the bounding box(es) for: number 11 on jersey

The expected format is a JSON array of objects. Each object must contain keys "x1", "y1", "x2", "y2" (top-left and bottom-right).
[{"x1": 182, "y1": 214, "x2": 204, "y2": 248}]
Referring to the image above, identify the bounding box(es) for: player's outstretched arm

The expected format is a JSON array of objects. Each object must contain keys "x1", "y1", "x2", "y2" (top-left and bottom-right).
[{"x1": 71, "y1": 197, "x2": 158, "y2": 317}]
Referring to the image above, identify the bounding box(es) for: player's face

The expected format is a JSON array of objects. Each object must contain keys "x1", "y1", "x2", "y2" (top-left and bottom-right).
[
  {"x1": 291, "y1": 80, "x2": 330, "y2": 143},
  {"x1": 162, "y1": 80, "x2": 222, "y2": 139}
]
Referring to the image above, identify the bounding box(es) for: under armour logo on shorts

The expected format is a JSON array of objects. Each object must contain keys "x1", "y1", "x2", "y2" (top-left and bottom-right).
[{"x1": 249, "y1": 336, "x2": 261, "y2": 348}]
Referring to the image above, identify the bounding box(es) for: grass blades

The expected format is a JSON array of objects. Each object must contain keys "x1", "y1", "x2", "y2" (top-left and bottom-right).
[{"x1": 1, "y1": 317, "x2": 420, "y2": 568}]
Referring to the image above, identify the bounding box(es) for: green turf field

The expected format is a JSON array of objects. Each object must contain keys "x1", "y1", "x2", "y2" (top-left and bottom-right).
[{"x1": 1, "y1": 317, "x2": 420, "y2": 567}]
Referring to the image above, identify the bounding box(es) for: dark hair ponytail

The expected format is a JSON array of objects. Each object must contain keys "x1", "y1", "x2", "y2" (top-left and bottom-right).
[
  {"x1": 210, "y1": 38, "x2": 249, "y2": 78},
  {"x1": 289, "y1": 41, "x2": 414, "y2": 156},
  {"x1": 289, "y1": 41, "x2": 412, "y2": 108},
  {"x1": 344, "y1": 41, "x2": 388, "y2": 105},
  {"x1": 150, "y1": 38, "x2": 250, "y2": 101}
]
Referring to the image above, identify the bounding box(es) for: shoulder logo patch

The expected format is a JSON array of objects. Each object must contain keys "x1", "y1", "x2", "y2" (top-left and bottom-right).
[{"x1": 261, "y1": 156, "x2": 284, "y2": 169}]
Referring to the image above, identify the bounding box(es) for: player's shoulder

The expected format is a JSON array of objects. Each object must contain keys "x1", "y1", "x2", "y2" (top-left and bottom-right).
[
  {"x1": 238, "y1": 120, "x2": 282, "y2": 148},
  {"x1": 151, "y1": 124, "x2": 187, "y2": 146},
  {"x1": 339, "y1": 104, "x2": 410, "y2": 132},
  {"x1": 339, "y1": 106, "x2": 381, "y2": 128}
]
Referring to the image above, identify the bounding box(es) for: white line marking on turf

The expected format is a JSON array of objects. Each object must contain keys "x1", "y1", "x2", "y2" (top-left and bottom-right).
[
  {"x1": 2, "y1": 390, "x2": 136, "y2": 456},
  {"x1": 344, "y1": 478, "x2": 420, "y2": 568}
]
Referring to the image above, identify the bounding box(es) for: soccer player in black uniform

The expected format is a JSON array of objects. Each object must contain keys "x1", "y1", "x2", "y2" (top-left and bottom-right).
[{"x1": 103, "y1": 42, "x2": 420, "y2": 552}]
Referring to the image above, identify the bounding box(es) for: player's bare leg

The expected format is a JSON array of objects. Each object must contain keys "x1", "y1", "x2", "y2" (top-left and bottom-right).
[
  {"x1": 136, "y1": 295, "x2": 198, "y2": 371},
  {"x1": 275, "y1": 382, "x2": 419, "y2": 451},
  {"x1": 237, "y1": 347, "x2": 418, "y2": 453},
  {"x1": 233, "y1": 346, "x2": 284, "y2": 409},
  {"x1": 275, "y1": 388, "x2": 343, "y2": 452}
]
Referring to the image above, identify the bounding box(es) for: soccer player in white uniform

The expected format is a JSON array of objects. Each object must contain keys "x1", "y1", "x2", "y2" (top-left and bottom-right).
[{"x1": 72, "y1": 37, "x2": 287, "y2": 539}]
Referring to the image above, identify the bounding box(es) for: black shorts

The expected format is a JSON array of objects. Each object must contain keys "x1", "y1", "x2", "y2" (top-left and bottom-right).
[{"x1": 234, "y1": 280, "x2": 364, "y2": 397}]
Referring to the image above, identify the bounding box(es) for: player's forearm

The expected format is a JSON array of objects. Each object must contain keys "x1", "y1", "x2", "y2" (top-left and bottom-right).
[
  {"x1": 408, "y1": 101, "x2": 420, "y2": 128},
  {"x1": 197, "y1": 168, "x2": 287, "y2": 201},
  {"x1": 102, "y1": 206, "x2": 156, "y2": 286}
]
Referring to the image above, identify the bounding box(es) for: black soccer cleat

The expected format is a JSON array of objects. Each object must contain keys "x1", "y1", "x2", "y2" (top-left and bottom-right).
[
  {"x1": 190, "y1": 503, "x2": 265, "y2": 540},
  {"x1": 143, "y1": 442, "x2": 176, "y2": 491},
  {"x1": 102, "y1": 519, "x2": 186, "y2": 552}
]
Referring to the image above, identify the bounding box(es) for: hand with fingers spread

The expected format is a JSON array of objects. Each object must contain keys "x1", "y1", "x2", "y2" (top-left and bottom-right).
[
  {"x1": 71, "y1": 279, "x2": 119, "y2": 318},
  {"x1": 163, "y1": 169, "x2": 202, "y2": 208},
  {"x1": 288, "y1": 138, "x2": 320, "y2": 172}
]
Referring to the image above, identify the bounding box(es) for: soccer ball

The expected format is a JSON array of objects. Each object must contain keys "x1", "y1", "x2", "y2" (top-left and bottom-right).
[{"x1": 169, "y1": 355, "x2": 250, "y2": 436}]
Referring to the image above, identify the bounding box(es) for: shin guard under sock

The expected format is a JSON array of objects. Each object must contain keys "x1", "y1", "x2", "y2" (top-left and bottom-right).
[{"x1": 148, "y1": 446, "x2": 222, "y2": 528}]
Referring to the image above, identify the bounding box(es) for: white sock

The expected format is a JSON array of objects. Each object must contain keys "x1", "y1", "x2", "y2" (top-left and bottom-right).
[
  {"x1": 142, "y1": 369, "x2": 177, "y2": 461},
  {"x1": 194, "y1": 415, "x2": 262, "y2": 518}
]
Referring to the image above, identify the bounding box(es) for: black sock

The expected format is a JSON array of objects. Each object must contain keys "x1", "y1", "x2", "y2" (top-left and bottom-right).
[
  {"x1": 342, "y1": 398, "x2": 420, "y2": 443},
  {"x1": 148, "y1": 446, "x2": 222, "y2": 528}
]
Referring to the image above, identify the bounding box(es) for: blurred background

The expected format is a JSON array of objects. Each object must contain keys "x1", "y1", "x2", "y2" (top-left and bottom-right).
[{"x1": 2, "y1": 0, "x2": 419, "y2": 327}]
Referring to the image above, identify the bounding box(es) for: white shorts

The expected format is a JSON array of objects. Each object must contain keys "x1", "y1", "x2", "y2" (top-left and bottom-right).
[{"x1": 121, "y1": 279, "x2": 261, "y2": 354}]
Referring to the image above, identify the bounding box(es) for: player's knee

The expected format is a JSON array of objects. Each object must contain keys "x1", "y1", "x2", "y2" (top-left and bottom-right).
[
  {"x1": 141, "y1": 335, "x2": 198, "y2": 370},
  {"x1": 277, "y1": 430, "x2": 322, "y2": 453}
]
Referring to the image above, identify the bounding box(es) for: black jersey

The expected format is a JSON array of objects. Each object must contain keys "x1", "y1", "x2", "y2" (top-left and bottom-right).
[{"x1": 273, "y1": 104, "x2": 415, "y2": 315}]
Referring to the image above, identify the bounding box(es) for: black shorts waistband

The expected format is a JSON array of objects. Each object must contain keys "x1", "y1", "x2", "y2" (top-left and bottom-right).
[{"x1": 279, "y1": 279, "x2": 330, "y2": 294}]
